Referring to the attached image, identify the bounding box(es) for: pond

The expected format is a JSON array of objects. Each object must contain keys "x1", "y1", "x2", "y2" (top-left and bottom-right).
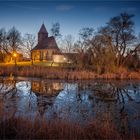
[{"x1": 0, "y1": 77, "x2": 140, "y2": 135}]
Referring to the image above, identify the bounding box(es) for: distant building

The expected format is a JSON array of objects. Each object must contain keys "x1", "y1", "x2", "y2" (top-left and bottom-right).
[
  {"x1": 31, "y1": 24, "x2": 60, "y2": 61},
  {"x1": 31, "y1": 24, "x2": 77, "y2": 63}
]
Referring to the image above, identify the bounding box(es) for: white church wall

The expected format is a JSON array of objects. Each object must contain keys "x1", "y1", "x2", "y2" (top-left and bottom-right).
[{"x1": 53, "y1": 54, "x2": 67, "y2": 63}]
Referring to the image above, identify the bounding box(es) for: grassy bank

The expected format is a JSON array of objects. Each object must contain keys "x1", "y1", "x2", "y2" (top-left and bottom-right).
[
  {"x1": 0, "y1": 113, "x2": 139, "y2": 140},
  {"x1": 0, "y1": 65, "x2": 140, "y2": 80}
]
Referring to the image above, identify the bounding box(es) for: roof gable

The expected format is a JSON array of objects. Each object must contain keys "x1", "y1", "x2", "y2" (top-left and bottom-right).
[
  {"x1": 47, "y1": 36, "x2": 59, "y2": 49},
  {"x1": 32, "y1": 36, "x2": 59, "y2": 51}
]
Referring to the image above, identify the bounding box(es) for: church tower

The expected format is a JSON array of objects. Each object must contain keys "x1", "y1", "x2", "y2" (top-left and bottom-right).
[
  {"x1": 38, "y1": 24, "x2": 48, "y2": 44},
  {"x1": 31, "y1": 23, "x2": 60, "y2": 62}
]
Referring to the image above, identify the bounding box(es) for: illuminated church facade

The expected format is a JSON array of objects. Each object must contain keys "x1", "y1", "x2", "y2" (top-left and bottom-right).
[{"x1": 31, "y1": 24, "x2": 61, "y2": 61}]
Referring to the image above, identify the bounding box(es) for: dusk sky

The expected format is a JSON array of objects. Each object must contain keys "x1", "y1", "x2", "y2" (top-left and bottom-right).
[{"x1": 0, "y1": 0, "x2": 140, "y2": 38}]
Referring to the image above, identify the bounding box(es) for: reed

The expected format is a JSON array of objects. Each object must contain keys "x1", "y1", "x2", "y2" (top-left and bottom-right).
[
  {"x1": 0, "y1": 65, "x2": 140, "y2": 80},
  {"x1": 0, "y1": 113, "x2": 139, "y2": 139}
]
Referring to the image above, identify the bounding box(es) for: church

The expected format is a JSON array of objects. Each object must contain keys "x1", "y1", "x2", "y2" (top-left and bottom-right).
[{"x1": 31, "y1": 24, "x2": 61, "y2": 61}]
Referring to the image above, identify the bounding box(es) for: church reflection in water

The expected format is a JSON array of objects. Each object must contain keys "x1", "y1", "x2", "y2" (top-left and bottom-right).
[
  {"x1": 31, "y1": 80, "x2": 64, "y2": 116},
  {"x1": 0, "y1": 78, "x2": 140, "y2": 134},
  {"x1": 31, "y1": 80, "x2": 64, "y2": 95}
]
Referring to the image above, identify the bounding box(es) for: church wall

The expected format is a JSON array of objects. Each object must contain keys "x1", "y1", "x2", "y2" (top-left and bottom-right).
[
  {"x1": 53, "y1": 54, "x2": 67, "y2": 63},
  {"x1": 32, "y1": 49, "x2": 61, "y2": 61},
  {"x1": 32, "y1": 50, "x2": 40, "y2": 61}
]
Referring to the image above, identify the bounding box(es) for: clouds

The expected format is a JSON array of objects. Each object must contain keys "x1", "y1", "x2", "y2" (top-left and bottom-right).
[
  {"x1": 94, "y1": 6, "x2": 111, "y2": 12},
  {"x1": 121, "y1": 7, "x2": 137, "y2": 13},
  {"x1": 8, "y1": 3, "x2": 75, "y2": 12},
  {"x1": 8, "y1": 4, "x2": 41, "y2": 10},
  {"x1": 56, "y1": 5, "x2": 74, "y2": 11}
]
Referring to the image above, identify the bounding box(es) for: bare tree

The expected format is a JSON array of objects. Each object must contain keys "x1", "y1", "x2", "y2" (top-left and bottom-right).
[
  {"x1": 123, "y1": 33, "x2": 140, "y2": 69},
  {"x1": 0, "y1": 28, "x2": 9, "y2": 55},
  {"x1": 0, "y1": 27, "x2": 22, "y2": 62},
  {"x1": 79, "y1": 27, "x2": 94, "y2": 42},
  {"x1": 0, "y1": 28, "x2": 6, "y2": 61},
  {"x1": 73, "y1": 40, "x2": 86, "y2": 68},
  {"x1": 93, "y1": 34, "x2": 116, "y2": 73},
  {"x1": 7, "y1": 27, "x2": 22, "y2": 53},
  {"x1": 105, "y1": 12, "x2": 136, "y2": 66},
  {"x1": 73, "y1": 27, "x2": 94, "y2": 69},
  {"x1": 50, "y1": 22, "x2": 61, "y2": 39},
  {"x1": 23, "y1": 34, "x2": 37, "y2": 65},
  {"x1": 62, "y1": 34, "x2": 75, "y2": 53},
  {"x1": 76, "y1": 27, "x2": 94, "y2": 52}
]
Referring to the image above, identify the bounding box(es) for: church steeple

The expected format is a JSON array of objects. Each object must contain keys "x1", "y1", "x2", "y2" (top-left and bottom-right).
[
  {"x1": 38, "y1": 24, "x2": 48, "y2": 43},
  {"x1": 38, "y1": 23, "x2": 48, "y2": 34}
]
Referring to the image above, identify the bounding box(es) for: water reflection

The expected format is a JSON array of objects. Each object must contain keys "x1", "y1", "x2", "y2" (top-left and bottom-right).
[{"x1": 0, "y1": 78, "x2": 140, "y2": 134}]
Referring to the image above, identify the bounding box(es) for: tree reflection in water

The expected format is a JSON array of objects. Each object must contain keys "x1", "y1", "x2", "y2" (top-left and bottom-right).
[
  {"x1": 0, "y1": 77, "x2": 18, "y2": 118},
  {"x1": 79, "y1": 80, "x2": 140, "y2": 134},
  {"x1": 0, "y1": 78, "x2": 140, "y2": 134}
]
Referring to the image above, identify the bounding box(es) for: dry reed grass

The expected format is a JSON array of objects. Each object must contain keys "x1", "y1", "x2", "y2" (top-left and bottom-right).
[
  {"x1": 0, "y1": 88, "x2": 139, "y2": 139},
  {"x1": 0, "y1": 65, "x2": 140, "y2": 80},
  {"x1": 0, "y1": 113, "x2": 139, "y2": 140}
]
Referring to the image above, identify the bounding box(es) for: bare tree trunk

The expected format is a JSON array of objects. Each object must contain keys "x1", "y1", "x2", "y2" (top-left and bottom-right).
[{"x1": 31, "y1": 52, "x2": 33, "y2": 65}]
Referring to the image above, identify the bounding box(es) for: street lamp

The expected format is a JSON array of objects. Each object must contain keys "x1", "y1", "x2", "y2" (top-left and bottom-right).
[
  {"x1": 63, "y1": 57, "x2": 66, "y2": 61},
  {"x1": 13, "y1": 52, "x2": 17, "y2": 66}
]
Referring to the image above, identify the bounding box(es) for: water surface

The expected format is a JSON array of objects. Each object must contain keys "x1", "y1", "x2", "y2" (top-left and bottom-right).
[{"x1": 0, "y1": 77, "x2": 140, "y2": 134}]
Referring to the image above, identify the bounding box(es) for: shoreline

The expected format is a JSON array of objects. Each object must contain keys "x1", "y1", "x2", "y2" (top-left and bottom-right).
[
  {"x1": 1, "y1": 76, "x2": 140, "y2": 83},
  {"x1": 0, "y1": 65, "x2": 140, "y2": 80}
]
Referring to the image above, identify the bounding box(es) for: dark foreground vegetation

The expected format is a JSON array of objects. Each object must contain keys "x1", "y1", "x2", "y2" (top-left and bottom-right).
[
  {"x1": 0, "y1": 113, "x2": 139, "y2": 140},
  {"x1": 0, "y1": 65, "x2": 140, "y2": 80}
]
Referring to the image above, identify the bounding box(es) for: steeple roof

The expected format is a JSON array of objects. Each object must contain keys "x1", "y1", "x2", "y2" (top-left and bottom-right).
[
  {"x1": 38, "y1": 24, "x2": 48, "y2": 34},
  {"x1": 32, "y1": 23, "x2": 60, "y2": 51}
]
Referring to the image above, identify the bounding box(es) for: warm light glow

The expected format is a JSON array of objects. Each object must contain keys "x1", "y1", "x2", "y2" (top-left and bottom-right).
[{"x1": 13, "y1": 53, "x2": 17, "y2": 57}]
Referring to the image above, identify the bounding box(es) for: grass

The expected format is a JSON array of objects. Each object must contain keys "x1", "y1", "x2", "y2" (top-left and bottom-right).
[
  {"x1": 0, "y1": 61, "x2": 73, "y2": 67},
  {"x1": 0, "y1": 112, "x2": 139, "y2": 140},
  {"x1": 0, "y1": 66, "x2": 140, "y2": 80},
  {"x1": 0, "y1": 62, "x2": 140, "y2": 80}
]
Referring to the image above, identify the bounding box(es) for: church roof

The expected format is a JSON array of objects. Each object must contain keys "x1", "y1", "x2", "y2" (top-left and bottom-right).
[
  {"x1": 38, "y1": 24, "x2": 48, "y2": 34},
  {"x1": 32, "y1": 36, "x2": 59, "y2": 50},
  {"x1": 32, "y1": 24, "x2": 59, "y2": 51},
  {"x1": 47, "y1": 36, "x2": 58, "y2": 49}
]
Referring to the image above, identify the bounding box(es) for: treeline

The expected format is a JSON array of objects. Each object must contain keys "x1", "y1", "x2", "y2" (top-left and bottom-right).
[
  {"x1": 0, "y1": 12, "x2": 140, "y2": 74},
  {"x1": 0, "y1": 27, "x2": 36, "y2": 63},
  {"x1": 68, "y1": 12, "x2": 140, "y2": 73}
]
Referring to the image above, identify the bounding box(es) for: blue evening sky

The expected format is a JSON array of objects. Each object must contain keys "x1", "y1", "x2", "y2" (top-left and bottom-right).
[{"x1": 0, "y1": 0, "x2": 140, "y2": 38}]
